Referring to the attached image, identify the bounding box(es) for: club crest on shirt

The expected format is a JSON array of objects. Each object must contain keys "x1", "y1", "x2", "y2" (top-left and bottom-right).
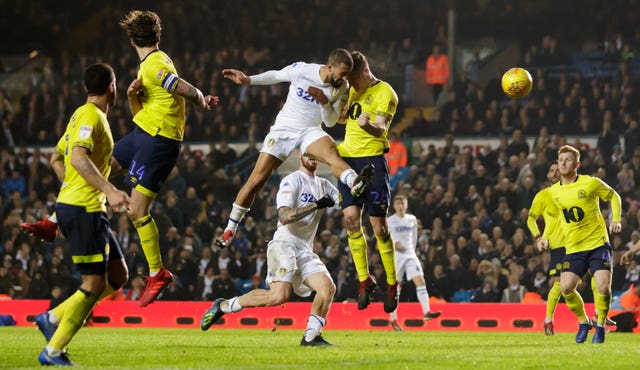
[
  {"x1": 364, "y1": 95, "x2": 373, "y2": 105},
  {"x1": 578, "y1": 190, "x2": 586, "y2": 199},
  {"x1": 267, "y1": 138, "x2": 276, "y2": 147},
  {"x1": 79, "y1": 125, "x2": 93, "y2": 139}
]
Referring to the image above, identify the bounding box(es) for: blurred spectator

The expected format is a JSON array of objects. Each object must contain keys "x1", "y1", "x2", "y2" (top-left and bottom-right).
[{"x1": 425, "y1": 44, "x2": 450, "y2": 103}]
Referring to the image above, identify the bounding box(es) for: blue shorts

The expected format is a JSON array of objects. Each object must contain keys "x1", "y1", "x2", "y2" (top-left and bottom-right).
[
  {"x1": 113, "y1": 126, "x2": 181, "y2": 196},
  {"x1": 562, "y1": 244, "x2": 613, "y2": 277},
  {"x1": 548, "y1": 247, "x2": 565, "y2": 277},
  {"x1": 55, "y1": 204, "x2": 123, "y2": 275},
  {"x1": 338, "y1": 155, "x2": 390, "y2": 217}
]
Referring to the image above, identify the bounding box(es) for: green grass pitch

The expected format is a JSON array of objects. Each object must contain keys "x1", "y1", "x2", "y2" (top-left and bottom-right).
[{"x1": 2, "y1": 327, "x2": 639, "y2": 369}]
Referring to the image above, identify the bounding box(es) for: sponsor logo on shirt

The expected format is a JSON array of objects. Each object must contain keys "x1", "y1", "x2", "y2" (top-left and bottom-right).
[{"x1": 79, "y1": 125, "x2": 93, "y2": 139}]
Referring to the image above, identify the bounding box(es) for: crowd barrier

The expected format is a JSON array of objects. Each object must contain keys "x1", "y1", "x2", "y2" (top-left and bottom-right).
[{"x1": 2, "y1": 300, "x2": 637, "y2": 332}]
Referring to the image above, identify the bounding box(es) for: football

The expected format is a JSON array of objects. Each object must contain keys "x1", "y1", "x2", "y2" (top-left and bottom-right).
[{"x1": 501, "y1": 67, "x2": 533, "y2": 98}]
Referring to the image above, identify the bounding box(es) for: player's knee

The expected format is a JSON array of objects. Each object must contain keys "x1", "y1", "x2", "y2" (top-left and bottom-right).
[
  {"x1": 322, "y1": 280, "x2": 336, "y2": 298},
  {"x1": 269, "y1": 290, "x2": 289, "y2": 306},
  {"x1": 343, "y1": 214, "x2": 361, "y2": 230},
  {"x1": 81, "y1": 278, "x2": 107, "y2": 297}
]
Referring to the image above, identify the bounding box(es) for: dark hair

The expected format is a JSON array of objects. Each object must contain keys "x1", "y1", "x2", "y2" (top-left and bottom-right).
[
  {"x1": 548, "y1": 160, "x2": 558, "y2": 169},
  {"x1": 119, "y1": 10, "x2": 162, "y2": 47},
  {"x1": 350, "y1": 51, "x2": 369, "y2": 73},
  {"x1": 84, "y1": 63, "x2": 114, "y2": 96},
  {"x1": 327, "y1": 48, "x2": 353, "y2": 69}
]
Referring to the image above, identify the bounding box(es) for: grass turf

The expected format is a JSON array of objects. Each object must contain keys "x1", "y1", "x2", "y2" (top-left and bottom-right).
[{"x1": 2, "y1": 327, "x2": 639, "y2": 369}]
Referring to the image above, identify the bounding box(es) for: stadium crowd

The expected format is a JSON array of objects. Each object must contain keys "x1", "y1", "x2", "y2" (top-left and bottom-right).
[{"x1": 1, "y1": 0, "x2": 640, "y2": 309}]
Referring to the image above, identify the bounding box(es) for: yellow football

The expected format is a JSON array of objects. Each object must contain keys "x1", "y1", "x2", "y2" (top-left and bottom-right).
[{"x1": 501, "y1": 67, "x2": 533, "y2": 98}]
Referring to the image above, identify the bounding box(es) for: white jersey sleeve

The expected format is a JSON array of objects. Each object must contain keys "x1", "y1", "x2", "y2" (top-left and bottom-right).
[{"x1": 250, "y1": 63, "x2": 302, "y2": 85}]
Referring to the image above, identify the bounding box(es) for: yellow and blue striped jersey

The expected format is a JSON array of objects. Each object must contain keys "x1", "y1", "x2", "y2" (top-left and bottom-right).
[
  {"x1": 547, "y1": 175, "x2": 621, "y2": 253},
  {"x1": 56, "y1": 103, "x2": 113, "y2": 213},
  {"x1": 134, "y1": 50, "x2": 185, "y2": 141},
  {"x1": 527, "y1": 187, "x2": 565, "y2": 249},
  {"x1": 338, "y1": 80, "x2": 398, "y2": 157}
]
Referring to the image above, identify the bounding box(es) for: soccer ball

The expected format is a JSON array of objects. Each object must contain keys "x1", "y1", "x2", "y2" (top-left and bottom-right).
[{"x1": 501, "y1": 67, "x2": 533, "y2": 98}]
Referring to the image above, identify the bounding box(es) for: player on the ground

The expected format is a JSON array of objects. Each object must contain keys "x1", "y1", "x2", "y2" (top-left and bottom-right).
[
  {"x1": 546, "y1": 144, "x2": 621, "y2": 344},
  {"x1": 201, "y1": 152, "x2": 338, "y2": 346},
  {"x1": 35, "y1": 63, "x2": 130, "y2": 366},
  {"x1": 216, "y1": 49, "x2": 374, "y2": 249},
  {"x1": 387, "y1": 195, "x2": 441, "y2": 331},
  {"x1": 24, "y1": 10, "x2": 218, "y2": 307},
  {"x1": 337, "y1": 51, "x2": 399, "y2": 313}
]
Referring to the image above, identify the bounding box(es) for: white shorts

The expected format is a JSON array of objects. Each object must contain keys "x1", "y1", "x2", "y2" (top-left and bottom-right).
[
  {"x1": 396, "y1": 253, "x2": 424, "y2": 281},
  {"x1": 260, "y1": 126, "x2": 331, "y2": 161},
  {"x1": 266, "y1": 239, "x2": 331, "y2": 297}
]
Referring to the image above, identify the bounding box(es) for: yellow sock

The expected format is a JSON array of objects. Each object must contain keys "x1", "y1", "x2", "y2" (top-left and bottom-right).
[
  {"x1": 375, "y1": 233, "x2": 397, "y2": 285},
  {"x1": 347, "y1": 230, "x2": 370, "y2": 282},
  {"x1": 133, "y1": 215, "x2": 162, "y2": 273},
  {"x1": 590, "y1": 277, "x2": 599, "y2": 304},
  {"x1": 50, "y1": 298, "x2": 71, "y2": 323},
  {"x1": 545, "y1": 282, "x2": 562, "y2": 320},
  {"x1": 591, "y1": 277, "x2": 611, "y2": 325},
  {"x1": 563, "y1": 290, "x2": 587, "y2": 322},
  {"x1": 49, "y1": 289, "x2": 98, "y2": 351}
]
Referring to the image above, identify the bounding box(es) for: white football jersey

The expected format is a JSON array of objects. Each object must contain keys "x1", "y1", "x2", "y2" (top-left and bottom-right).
[
  {"x1": 272, "y1": 170, "x2": 340, "y2": 250},
  {"x1": 387, "y1": 213, "x2": 418, "y2": 257},
  {"x1": 255, "y1": 62, "x2": 347, "y2": 132}
]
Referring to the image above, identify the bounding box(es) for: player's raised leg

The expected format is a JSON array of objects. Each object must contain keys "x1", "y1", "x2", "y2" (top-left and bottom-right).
[
  {"x1": 217, "y1": 152, "x2": 283, "y2": 248},
  {"x1": 305, "y1": 136, "x2": 374, "y2": 198}
]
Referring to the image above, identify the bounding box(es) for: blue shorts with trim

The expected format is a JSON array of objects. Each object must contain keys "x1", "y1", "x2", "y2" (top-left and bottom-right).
[
  {"x1": 56, "y1": 203, "x2": 123, "y2": 275},
  {"x1": 338, "y1": 155, "x2": 390, "y2": 217},
  {"x1": 548, "y1": 247, "x2": 566, "y2": 277},
  {"x1": 562, "y1": 244, "x2": 613, "y2": 277},
  {"x1": 113, "y1": 126, "x2": 181, "y2": 194}
]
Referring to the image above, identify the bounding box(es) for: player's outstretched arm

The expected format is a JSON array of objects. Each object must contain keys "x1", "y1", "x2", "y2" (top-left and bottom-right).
[
  {"x1": 222, "y1": 69, "x2": 251, "y2": 85},
  {"x1": 175, "y1": 78, "x2": 218, "y2": 111}
]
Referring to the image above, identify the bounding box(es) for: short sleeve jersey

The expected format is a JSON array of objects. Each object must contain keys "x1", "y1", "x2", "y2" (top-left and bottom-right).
[
  {"x1": 134, "y1": 50, "x2": 186, "y2": 141},
  {"x1": 387, "y1": 213, "x2": 418, "y2": 257},
  {"x1": 272, "y1": 171, "x2": 340, "y2": 249},
  {"x1": 56, "y1": 103, "x2": 113, "y2": 213},
  {"x1": 338, "y1": 80, "x2": 398, "y2": 157}
]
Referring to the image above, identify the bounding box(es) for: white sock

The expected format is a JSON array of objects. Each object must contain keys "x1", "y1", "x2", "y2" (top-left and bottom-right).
[
  {"x1": 304, "y1": 314, "x2": 325, "y2": 341},
  {"x1": 46, "y1": 345, "x2": 62, "y2": 356},
  {"x1": 221, "y1": 297, "x2": 243, "y2": 313},
  {"x1": 339, "y1": 169, "x2": 357, "y2": 188},
  {"x1": 226, "y1": 203, "x2": 249, "y2": 232},
  {"x1": 389, "y1": 311, "x2": 398, "y2": 322},
  {"x1": 416, "y1": 285, "x2": 430, "y2": 314},
  {"x1": 47, "y1": 311, "x2": 60, "y2": 325},
  {"x1": 49, "y1": 214, "x2": 57, "y2": 223}
]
